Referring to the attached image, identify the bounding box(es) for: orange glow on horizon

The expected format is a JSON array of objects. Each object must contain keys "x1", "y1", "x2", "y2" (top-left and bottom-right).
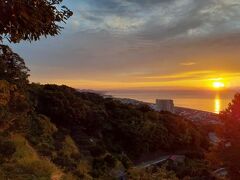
[{"x1": 30, "y1": 71, "x2": 240, "y2": 91}]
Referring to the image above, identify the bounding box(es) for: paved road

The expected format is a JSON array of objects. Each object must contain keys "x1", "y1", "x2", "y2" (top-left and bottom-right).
[
  {"x1": 136, "y1": 155, "x2": 171, "y2": 169},
  {"x1": 118, "y1": 155, "x2": 174, "y2": 179}
]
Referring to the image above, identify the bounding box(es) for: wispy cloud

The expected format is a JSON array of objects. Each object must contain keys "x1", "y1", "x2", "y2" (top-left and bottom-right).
[
  {"x1": 67, "y1": 0, "x2": 240, "y2": 41},
  {"x1": 180, "y1": 62, "x2": 196, "y2": 66},
  {"x1": 140, "y1": 71, "x2": 215, "y2": 81}
]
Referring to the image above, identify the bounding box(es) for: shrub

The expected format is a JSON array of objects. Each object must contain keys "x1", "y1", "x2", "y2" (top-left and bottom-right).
[
  {"x1": 0, "y1": 140, "x2": 16, "y2": 159},
  {"x1": 127, "y1": 167, "x2": 179, "y2": 180},
  {"x1": 104, "y1": 155, "x2": 117, "y2": 168}
]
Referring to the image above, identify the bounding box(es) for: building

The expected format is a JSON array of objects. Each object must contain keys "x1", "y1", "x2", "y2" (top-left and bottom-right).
[
  {"x1": 156, "y1": 99, "x2": 174, "y2": 113},
  {"x1": 208, "y1": 132, "x2": 220, "y2": 145}
]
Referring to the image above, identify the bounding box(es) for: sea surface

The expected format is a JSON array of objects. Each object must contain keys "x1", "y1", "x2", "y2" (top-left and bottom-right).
[{"x1": 107, "y1": 90, "x2": 238, "y2": 113}]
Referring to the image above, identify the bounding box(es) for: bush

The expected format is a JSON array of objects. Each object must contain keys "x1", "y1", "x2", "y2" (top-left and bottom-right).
[
  {"x1": 0, "y1": 140, "x2": 16, "y2": 159},
  {"x1": 0, "y1": 135, "x2": 61, "y2": 179},
  {"x1": 74, "y1": 160, "x2": 92, "y2": 179},
  {"x1": 90, "y1": 145, "x2": 106, "y2": 157},
  {"x1": 104, "y1": 155, "x2": 117, "y2": 168},
  {"x1": 61, "y1": 135, "x2": 79, "y2": 157},
  {"x1": 1, "y1": 160, "x2": 59, "y2": 180},
  {"x1": 127, "y1": 167, "x2": 179, "y2": 180}
]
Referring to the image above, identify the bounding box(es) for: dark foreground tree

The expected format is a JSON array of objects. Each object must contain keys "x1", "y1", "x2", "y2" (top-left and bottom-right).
[
  {"x1": 207, "y1": 93, "x2": 240, "y2": 179},
  {"x1": 0, "y1": 0, "x2": 72, "y2": 86},
  {"x1": 0, "y1": 45, "x2": 29, "y2": 88},
  {"x1": 0, "y1": 0, "x2": 72, "y2": 43}
]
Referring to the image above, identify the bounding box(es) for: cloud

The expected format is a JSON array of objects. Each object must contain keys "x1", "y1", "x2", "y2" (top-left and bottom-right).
[
  {"x1": 180, "y1": 62, "x2": 196, "y2": 66},
  {"x1": 14, "y1": 0, "x2": 240, "y2": 90},
  {"x1": 67, "y1": 0, "x2": 240, "y2": 41},
  {"x1": 140, "y1": 71, "x2": 215, "y2": 81},
  {"x1": 104, "y1": 16, "x2": 145, "y2": 31}
]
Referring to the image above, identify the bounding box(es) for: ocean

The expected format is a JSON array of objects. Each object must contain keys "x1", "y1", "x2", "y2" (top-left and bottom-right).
[{"x1": 107, "y1": 90, "x2": 238, "y2": 113}]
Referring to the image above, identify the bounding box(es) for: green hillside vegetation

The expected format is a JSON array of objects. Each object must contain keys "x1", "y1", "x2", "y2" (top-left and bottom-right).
[
  {"x1": 29, "y1": 84, "x2": 209, "y2": 158},
  {"x1": 0, "y1": 46, "x2": 214, "y2": 179},
  {"x1": 0, "y1": 134, "x2": 61, "y2": 180}
]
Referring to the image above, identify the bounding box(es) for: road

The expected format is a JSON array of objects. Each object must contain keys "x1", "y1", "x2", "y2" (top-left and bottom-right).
[
  {"x1": 117, "y1": 155, "x2": 172, "y2": 180},
  {"x1": 136, "y1": 155, "x2": 171, "y2": 169}
]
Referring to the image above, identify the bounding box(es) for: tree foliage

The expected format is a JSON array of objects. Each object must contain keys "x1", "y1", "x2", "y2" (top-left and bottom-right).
[
  {"x1": 127, "y1": 167, "x2": 179, "y2": 180},
  {"x1": 0, "y1": 45, "x2": 29, "y2": 89},
  {"x1": 207, "y1": 93, "x2": 240, "y2": 179},
  {"x1": 29, "y1": 84, "x2": 209, "y2": 160},
  {"x1": 0, "y1": 0, "x2": 72, "y2": 43}
]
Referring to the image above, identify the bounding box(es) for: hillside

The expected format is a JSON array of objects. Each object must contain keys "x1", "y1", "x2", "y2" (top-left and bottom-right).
[
  {"x1": 0, "y1": 79, "x2": 215, "y2": 179},
  {"x1": 0, "y1": 46, "x2": 215, "y2": 179}
]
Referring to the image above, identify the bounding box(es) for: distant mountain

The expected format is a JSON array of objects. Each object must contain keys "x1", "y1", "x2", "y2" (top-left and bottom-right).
[{"x1": 78, "y1": 89, "x2": 107, "y2": 95}]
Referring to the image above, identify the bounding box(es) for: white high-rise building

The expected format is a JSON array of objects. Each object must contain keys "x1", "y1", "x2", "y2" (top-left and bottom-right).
[{"x1": 156, "y1": 99, "x2": 174, "y2": 113}]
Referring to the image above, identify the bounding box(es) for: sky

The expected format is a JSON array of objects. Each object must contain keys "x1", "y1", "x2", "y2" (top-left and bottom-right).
[{"x1": 11, "y1": 0, "x2": 240, "y2": 91}]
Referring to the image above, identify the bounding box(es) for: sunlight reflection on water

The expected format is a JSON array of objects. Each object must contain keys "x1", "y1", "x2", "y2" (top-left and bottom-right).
[
  {"x1": 214, "y1": 96, "x2": 221, "y2": 114},
  {"x1": 108, "y1": 91, "x2": 233, "y2": 113}
]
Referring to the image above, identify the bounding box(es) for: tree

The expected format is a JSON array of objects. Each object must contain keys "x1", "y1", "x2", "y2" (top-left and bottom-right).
[
  {"x1": 0, "y1": 0, "x2": 72, "y2": 43},
  {"x1": 207, "y1": 93, "x2": 240, "y2": 179},
  {"x1": 0, "y1": 45, "x2": 29, "y2": 88},
  {"x1": 0, "y1": 0, "x2": 72, "y2": 86}
]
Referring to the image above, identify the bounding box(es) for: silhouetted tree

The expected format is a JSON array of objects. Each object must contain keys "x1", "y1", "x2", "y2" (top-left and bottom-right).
[
  {"x1": 0, "y1": 45, "x2": 29, "y2": 88},
  {"x1": 0, "y1": 0, "x2": 72, "y2": 43},
  {"x1": 207, "y1": 93, "x2": 240, "y2": 179},
  {"x1": 0, "y1": 0, "x2": 72, "y2": 86}
]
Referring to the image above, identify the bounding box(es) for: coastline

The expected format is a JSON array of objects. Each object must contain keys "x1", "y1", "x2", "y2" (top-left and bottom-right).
[{"x1": 110, "y1": 96, "x2": 219, "y2": 124}]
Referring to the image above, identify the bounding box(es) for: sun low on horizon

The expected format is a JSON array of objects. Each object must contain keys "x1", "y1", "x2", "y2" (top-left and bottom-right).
[{"x1": 213, "y1": 81, "x2": 225, "y2": 89}]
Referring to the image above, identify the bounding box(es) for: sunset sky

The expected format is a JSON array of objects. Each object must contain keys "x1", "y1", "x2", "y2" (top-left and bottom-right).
[{"x1": 12, "y1": 0, "x2": 240, "y2": 90}]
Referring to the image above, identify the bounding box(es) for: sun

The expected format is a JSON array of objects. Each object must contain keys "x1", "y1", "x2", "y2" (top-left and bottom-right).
[{"x1": 213, "y1": 81, "x2": 225, "y2": 89}]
